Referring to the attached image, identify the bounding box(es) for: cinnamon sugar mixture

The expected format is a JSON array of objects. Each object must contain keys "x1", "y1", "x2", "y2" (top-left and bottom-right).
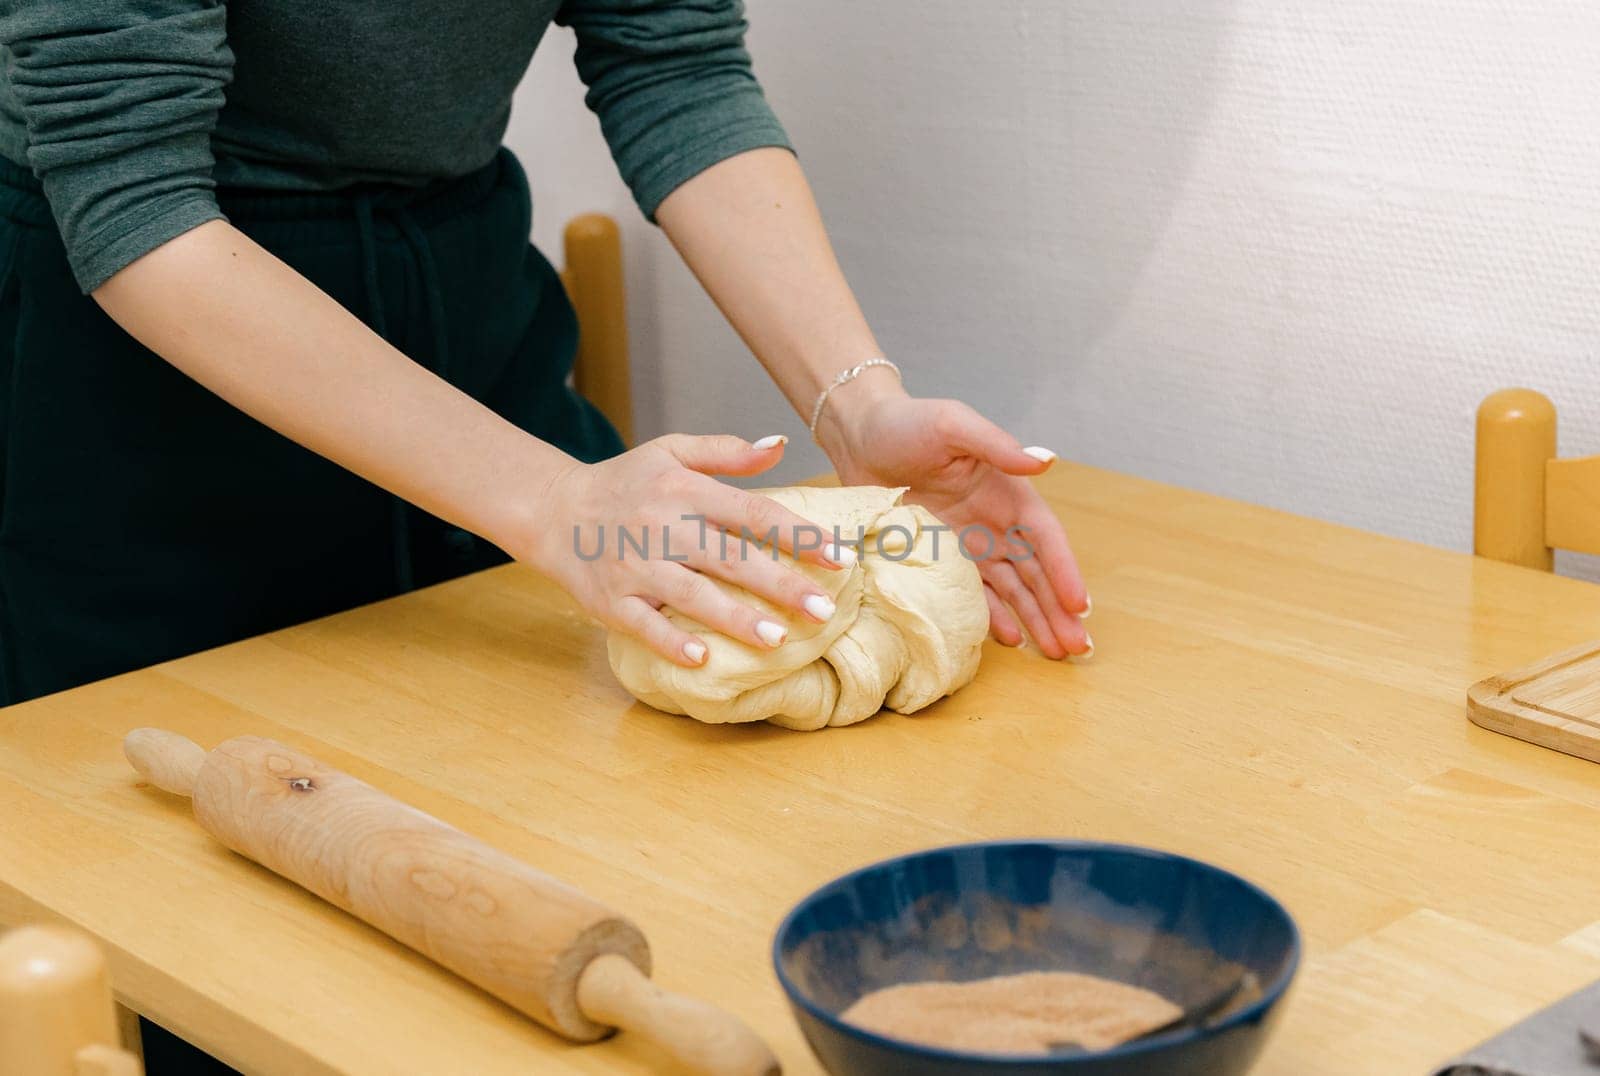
[{"x1": 841, "y1": 970, "x2": 1182, "y2": 1055}]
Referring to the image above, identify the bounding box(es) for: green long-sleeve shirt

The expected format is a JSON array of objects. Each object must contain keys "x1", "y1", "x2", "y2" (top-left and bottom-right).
[{"x1": 0, "y1": 0, "x2": 790, "y2": 292}]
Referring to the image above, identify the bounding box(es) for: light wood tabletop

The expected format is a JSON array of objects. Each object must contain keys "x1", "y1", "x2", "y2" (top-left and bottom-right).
[{"x1": 4, "y1": 462, "x2": 1600, "y2": 1075}]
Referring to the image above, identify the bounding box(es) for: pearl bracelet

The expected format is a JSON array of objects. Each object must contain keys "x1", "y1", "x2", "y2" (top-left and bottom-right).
[{"x1": 807, "y1": 357, "x2": 902, "y2": 438}]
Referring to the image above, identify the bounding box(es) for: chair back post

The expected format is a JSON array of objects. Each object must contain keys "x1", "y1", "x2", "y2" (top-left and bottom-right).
[
  {"x1": 0, "y1": 925, "x2": 143, "y2": 1075},
  {"x1": 1475, "y1": 388, "x2": 1556, "y2": 570},
  {"x1": 562, "y1": 213, "x2": 635, "y2": 447}
]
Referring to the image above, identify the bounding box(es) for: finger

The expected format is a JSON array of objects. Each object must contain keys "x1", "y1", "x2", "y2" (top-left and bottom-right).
[
  {"x1": 933, "y1": 400, "x2": 1058, "y2": 476},
  {"x1": 982, "y1": 559, "x2": 1065, "y2": 659},
  {"x1": 694, "y1": 477, "x2": 853, "y2": 569},
  {"x1": 1016, "y1": 506, "x2": 1090, "y2": 616},
  {"x1": 612, "y1": 594, "x2": 709, "y2": 667},
  {"x1": 1015, "y1": 551, "x2": 1090, "y2": 655},
  {"x1": 657, "y1": 432, "x2": 789, "y2": 477},
  {"x1": 679, "y1": 528, "x2": 840, "y2": 623},
  {"x1": 984, "y1": 583, "x2": 1024, "y2": 646},
  {"x1": 647, "y1": 561, "x2": 791, "y2": 650}
]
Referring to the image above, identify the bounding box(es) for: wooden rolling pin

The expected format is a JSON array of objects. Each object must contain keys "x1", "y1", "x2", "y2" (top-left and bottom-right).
[{"x1": 124, "y1": 729, "x2": 778, "y2": 1076}]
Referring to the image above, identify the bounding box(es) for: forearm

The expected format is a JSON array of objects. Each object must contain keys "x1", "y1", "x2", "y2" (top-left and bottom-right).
[
  {"x1": 92, "y1": 220, "x2": 570, "y2": 558},
  {"x1": 657, "y1": 152, "x2": 1086, "y2": 656},
  {"x1": 654, "y1": 147, "x2": 905, "y2": 460}
]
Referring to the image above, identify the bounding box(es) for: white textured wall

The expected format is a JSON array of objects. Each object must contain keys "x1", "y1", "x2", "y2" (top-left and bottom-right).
[{"x1": 507, "y1": 1, "x2": 1600, "y2": 570}]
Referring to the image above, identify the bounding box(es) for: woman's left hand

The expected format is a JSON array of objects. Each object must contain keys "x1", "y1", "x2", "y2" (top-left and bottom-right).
[{"x1": 817, "y1": 379, "x2": 1091, "y2": 659}]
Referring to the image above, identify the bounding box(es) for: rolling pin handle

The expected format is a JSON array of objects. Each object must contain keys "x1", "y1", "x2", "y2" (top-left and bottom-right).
[
  {"x1": 576, "y1": 954, "x2": 780, "y2": 1076},
  {"x1": 122, "y1": 729, "x2": 206, "y2": 798}
]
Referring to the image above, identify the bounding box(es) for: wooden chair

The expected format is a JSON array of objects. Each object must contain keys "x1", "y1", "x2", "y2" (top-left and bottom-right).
[
  {"x1": 1474, "y1": 387, "x2": 1600, "y2": 570},
  {"x1": 0, "y1": 924, "x2": 143, "y2": 1075},
  {"x1": 560, "y1": 214, "x2": 635, "y2": 447}
]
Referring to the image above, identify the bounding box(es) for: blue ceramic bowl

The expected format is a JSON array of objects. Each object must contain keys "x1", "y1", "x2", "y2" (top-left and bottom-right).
[{"x1": 773, "y1": 841, "x2": 1299, "y2": 1076}]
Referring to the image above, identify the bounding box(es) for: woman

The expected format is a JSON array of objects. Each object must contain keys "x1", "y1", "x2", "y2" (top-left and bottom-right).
[{"x1": 0, "y1": 0, "x2": 1089, "y2": 1062}]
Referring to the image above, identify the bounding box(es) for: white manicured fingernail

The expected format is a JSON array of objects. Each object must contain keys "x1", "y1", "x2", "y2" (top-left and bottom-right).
[
  {"x1": 803, "y1": 594, "x2": 836, "y2": 621},
  {"x1": 1023, "y1": 446, "x2": 1057, "y2": 463},
  {"x1": 1070, "y1": 633, "x2": 1095, "y2": 662},
  {"x1": 755, "y1": 620, "x2": 787, "y2": 647},
  {"x1": 824, "y1": 543, "x2": 857, "y2": 567},
  {"x1": 1078, "y1": 595, "x2": 1093, "y2": 620},
  {"x1": 753, "y1": 434, "x2": 788, "y2": 450},
  {"x1": 683, "y1": 640, "x2": 707, "y2": 665}
]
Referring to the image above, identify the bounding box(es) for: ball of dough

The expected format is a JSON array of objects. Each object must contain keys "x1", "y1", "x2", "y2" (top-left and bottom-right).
[{"x1": 606, "y1": 486, "x2": 989, "y2": 730}]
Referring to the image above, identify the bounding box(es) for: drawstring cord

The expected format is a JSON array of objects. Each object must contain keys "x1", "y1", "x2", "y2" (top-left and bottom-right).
[
  {"x1": 353, "y1": 189, "x2": 452, "y2": 594},
  {"x1": 354, "y1": 193, "x2": 387, "y2": 339},
  {"x1": 395, "y1": 213, "x2": 451, "y2": 382}
]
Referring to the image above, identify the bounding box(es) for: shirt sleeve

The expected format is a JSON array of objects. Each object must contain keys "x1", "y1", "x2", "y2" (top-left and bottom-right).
[
  {"x1": 556, "y1": 0, "x2": 791, "y2": 221},
  {"x1": 1, "y1": 0, "x2": 234, "y2": 292}
]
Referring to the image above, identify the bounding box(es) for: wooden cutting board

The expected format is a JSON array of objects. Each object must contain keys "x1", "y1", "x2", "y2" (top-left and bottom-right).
[{"x1": 1469, "y1": 639, "x2": 1600, "y2": 763}]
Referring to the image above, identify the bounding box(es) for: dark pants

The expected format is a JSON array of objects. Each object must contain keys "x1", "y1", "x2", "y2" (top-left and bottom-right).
[
  {"x1": 0, "y1": 148, "x2": 622, "y2": 1071},
  {"x1": 0, "y1": 147, "x2": 621, "y2": 706}
]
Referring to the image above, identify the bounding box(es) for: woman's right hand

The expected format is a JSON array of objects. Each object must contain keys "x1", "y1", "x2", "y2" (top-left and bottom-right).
[{"x1": 521, "y1": 434, "x2": 853, "y2": 667}]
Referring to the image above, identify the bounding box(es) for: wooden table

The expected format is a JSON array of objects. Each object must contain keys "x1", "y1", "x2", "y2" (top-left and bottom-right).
[{"x1": 4, "y1": 463, "x2": 1600, "y2": 1074}]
